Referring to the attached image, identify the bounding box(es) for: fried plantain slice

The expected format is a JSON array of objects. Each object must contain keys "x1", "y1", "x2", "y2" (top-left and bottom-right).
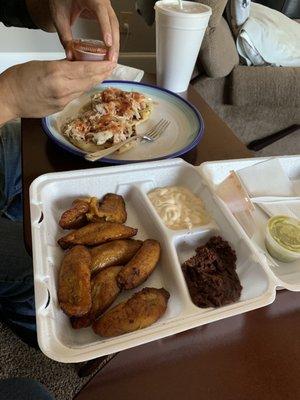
[
  {"x1": 90, "y1": 239, "x2": 143, "y2": 275},
  {"x1": 58, "y1": 245, "x2": 92, "y2": 317},
  {"x1": 117, "y1": 239, "x2": 161, "y2": 290},
  {"x1": 93, "y1": 287, "x2": 170, "y2": 337},
  {"x1": 58, "y1": 222, "x2": 138, "y2": 249},
  {"x1": 70, "y1": 315, "x2": 91, "y2": 329},
  {"x1": 59, "y1": 199, "x2": 90, "y2": 230},
  {"x1": 71, "y1": 265, "x2": 122, "y2": 329},
  {"x1": 87, "y1": 194, "x2": 127, "y2": 224}
]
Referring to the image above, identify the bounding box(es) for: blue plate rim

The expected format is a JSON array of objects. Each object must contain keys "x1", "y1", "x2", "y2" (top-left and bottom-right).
[{"x1": 42, "y1": 80, "x2": 205, "y2": 164}]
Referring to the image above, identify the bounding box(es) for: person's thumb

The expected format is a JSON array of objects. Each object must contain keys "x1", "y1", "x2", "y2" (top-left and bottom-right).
[{"x1": 51, "y1": 5, "x2": 74, "y2": 59}]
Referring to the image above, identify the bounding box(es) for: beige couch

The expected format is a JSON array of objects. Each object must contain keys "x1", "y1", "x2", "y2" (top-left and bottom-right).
[
  {"x1": 196, "y1": 0, "x2": 300, "y2": 107},
  {"x1": 193, "y1": 0, "x2": 300, "y2": 149}
]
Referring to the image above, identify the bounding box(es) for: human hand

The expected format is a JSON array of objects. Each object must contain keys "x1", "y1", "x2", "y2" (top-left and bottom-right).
[
  {"x1": 0, "y1": 59, "x2": 116, "y2": 122},
  {"x1": 49, "y1": 0, "x2": 120, "y2": 62}
]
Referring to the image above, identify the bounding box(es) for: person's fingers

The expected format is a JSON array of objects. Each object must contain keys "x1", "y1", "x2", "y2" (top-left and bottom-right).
[
  {"x1": 49, "y1": 67, "x2": 113, "y2": 110},
  {"x1": 60, "y1": 70, "x2": 111, "y2": 103},
  {"x1": 61, "y1": 60, "x2": 116, "y2": 79},
  {"x1": 51, "y1": 5, "x2": 74, "y2": 58},
  {"x1": 107, "y1": 6, "x2": 120, "y2": 62},
  {"x1": 80, "y1": 9, "x2": 96, "y2": 19},
  {"x1": 63, "y1": 5, "x2": 85, "y2": 60},
  {"x1": 70, "y1": 66, "x2": 115, "y2": 89},
  {"x1": 51, "y1": 60, "x2": 116, "y2": 97},
  {"x1": 95, "y1": 4, "x2": 112, "y2": 47},
  {"x1": 70, "y1": 5, "x2": 82, "y2": 25},
  {"x1": 65, "y1": 73, "x2": 111, "y2": 96}
]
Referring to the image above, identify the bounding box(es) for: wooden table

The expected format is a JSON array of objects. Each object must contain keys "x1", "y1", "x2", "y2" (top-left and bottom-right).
[
  {"x1": 21, "y1": 78, "x2": 300, "y2": 399},
  {"x1": 75, "y1": 289, "x2": 300, "y2": 400},
  {"x1": 21, "y1": 76, "x2": 251, "y2": 251},
  {"x1": 22, "y1": 72, "x2": 286, "y2": 388}
]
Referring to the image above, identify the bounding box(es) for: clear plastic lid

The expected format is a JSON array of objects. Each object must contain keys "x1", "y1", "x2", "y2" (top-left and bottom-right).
[{"x1": 72, "y1": 39, "x2": 108, "y2": 61}]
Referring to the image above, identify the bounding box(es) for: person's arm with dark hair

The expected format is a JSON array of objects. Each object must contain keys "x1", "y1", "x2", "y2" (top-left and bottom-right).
[
  {"x1": 1, "y1": 0, "x2": 120, "y2": 60},
  {"x1": 23, "y1": 0, "x2": 120, "y2": 61},
  {"x1": 0, "y1": 0, "x2": 121, "y2": 126},
  {"x1": 0, "y1": 59, "x2": 116, "y2": 126}
]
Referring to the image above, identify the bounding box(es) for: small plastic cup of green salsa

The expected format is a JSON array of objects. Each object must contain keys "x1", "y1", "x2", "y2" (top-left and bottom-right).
[{"x1": 265, "y1": 215, "x2": 300, "y2": 263}]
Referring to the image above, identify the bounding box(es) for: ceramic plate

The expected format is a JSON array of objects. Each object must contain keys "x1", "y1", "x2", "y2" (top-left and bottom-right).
[{"x1": 42, "y1": 81, "x2": 204, "y2": 164}]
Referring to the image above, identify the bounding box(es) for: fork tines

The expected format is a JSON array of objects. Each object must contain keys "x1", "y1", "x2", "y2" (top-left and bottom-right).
[{"x1": 143, "y1": 118, "x2": 170, "y2": 141}]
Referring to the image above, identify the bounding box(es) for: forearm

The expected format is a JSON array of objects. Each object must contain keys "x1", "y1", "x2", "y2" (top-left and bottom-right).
[
  {"x1": 0, "y1": 71, "x2": 18, "y2": 127},
  {"x1": 25, "y1": 0, "x2": 55, "y2": 32}
]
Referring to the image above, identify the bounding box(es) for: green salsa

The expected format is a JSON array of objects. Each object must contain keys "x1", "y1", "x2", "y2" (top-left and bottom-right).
[{"x1": 268, "y1": 216, "x2": 300, "y2": 253}]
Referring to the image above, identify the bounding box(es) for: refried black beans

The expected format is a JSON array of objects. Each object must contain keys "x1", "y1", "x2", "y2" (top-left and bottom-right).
[{"x1": 182, "y1": 236, "x2": 242, "y2": 308}]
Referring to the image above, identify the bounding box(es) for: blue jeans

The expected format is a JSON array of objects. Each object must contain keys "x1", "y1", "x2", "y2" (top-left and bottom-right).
[
  {"x1": 0, "y1": 121, "x2": 23, "y2": 221},
  {"x1": 0, "y1": 122, "x2": 36, "y2": 347},
  {"x1": 0, "y1": 378, "x2": 53, "y2": 400}
]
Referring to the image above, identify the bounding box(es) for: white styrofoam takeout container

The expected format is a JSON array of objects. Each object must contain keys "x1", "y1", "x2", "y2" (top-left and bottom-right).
[
  {"x1": 200, "y1": 155, "x2": 300, "y2": 291},
  {"x1": 30, "y1": 156, "x2": 300, "y2": 363}
]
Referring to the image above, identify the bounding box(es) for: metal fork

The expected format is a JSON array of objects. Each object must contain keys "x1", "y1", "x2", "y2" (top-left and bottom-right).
[
  {"x1": 85, "y1": 118, "x2": 170, "y2": 162},
  {"x1": 140, "y1": 119, "x2": 170, "y2": 143}
]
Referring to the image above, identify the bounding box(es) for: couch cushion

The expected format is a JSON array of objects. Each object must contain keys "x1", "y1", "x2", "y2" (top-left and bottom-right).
[
  {"x1": 226, "y1": 0, "x2": 251, "y2": 36},
  {"x1": 237, "y1": 3, "x2": 300, "y2": 66},
  {"x1": 253, "y1": 0, "x2": 300, "y2": 19},
  {"x1": 196, "y1": 0, "x2": 228, "y2": 27},
  {"x1": 230, "y1": 65, "x2": 300, "y2": 106},
  {"x1": 199, "y1": 17, "x2": 239, "y2": 78}
]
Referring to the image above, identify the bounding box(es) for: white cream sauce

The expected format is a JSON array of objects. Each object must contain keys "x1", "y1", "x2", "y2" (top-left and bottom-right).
[{"x1": 148, "y1": 186, "x2": 210, "y2": 230}]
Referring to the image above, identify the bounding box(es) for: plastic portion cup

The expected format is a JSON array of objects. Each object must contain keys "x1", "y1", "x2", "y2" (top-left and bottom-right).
[
  {"x1": 216, "y1": 171, "x2": 255, "y2": 214},
  {"x1": 155, "y1": 1, "x2": 212, "y2": 93},
  {"x1": 265, "y1": 215, "x2": 300, "y2": 263},
  {"x1": 216, "y1": 171, "x2": 256, "y2": 237},
  {"x1": 72, "y1": 39, "x2": 108, "y2": 61}
]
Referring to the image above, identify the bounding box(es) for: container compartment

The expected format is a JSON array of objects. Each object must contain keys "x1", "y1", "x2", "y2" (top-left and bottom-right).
[
  {"x1": 136, "y1": 161, "x2": 275, "y2": 312},
  {"x1": 175, "y1": 225, "x2": 272, "y2": 310},
  {"x1": 200, "y1": 156, "x2": 300, "y2": 291},
  {"x1": 135, "y1": 164, "x2": 216, "y2": 238},
  {"x1": 31, "y1": 170, "x2": 189, "y2": 358},
  {"x1": 250, "y1": 203, "x2": 300, "y2": 290}
]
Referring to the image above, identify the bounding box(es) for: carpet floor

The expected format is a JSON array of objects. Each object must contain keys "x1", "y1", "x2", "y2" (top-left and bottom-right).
[
  {"x1": 0, "y1": 79, "x2": 299, "y2": 400},
  {"x1": 0, "y1": 321, "x2": 83, "y2": 400},
  {"x1": 0, "y1": 321, "x2": 115, "y2": 400},
  {"x1": 215, "y1": 104, "x2": 300, "y2": 157},
  {"x1": 193, "y1": 76, "x2": 300, "y2": 157}
]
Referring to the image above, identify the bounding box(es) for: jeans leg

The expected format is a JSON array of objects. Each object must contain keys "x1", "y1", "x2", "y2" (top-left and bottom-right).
[
  {"x1": 0, "y1": 121, "x2": 23, "y2": 222},
  {"x1": 0, "y1": 122, "x2": 36, "y2": 346},
  {"x1": 0, "y1": 378, "x2": 54, "y2": 400},
  {"x1": 0, "y1": 217, "x2": 37, "y2": 347}
]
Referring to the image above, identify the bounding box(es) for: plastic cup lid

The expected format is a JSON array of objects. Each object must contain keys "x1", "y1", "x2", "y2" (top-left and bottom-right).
[
  {"x1": 155, "y1": 1, "x2": 212, "y2": 17},
  {"x1": 72, "y1": 39, "x2": 108, "y2": 55}
]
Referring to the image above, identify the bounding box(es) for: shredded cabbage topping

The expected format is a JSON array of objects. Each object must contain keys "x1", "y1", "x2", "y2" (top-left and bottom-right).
[{"x1": 62, "y1": 87, "x2": 152, "y2": 149}]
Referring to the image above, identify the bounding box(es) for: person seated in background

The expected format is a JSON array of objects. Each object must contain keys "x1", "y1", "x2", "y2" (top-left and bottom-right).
[{"x1": 0, "y1": 0, "x2": 119, "y2": 348}]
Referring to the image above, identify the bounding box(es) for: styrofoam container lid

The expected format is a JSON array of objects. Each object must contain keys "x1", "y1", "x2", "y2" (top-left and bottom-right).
[{"x1": 200, "y1": 155, "x2": 300, "y2": 291}]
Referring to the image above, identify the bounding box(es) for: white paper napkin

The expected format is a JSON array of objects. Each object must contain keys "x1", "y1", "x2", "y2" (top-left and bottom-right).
[
  {"x1": 237, "y1": 158, "x2": 298, "y2": 218},
  {"x1": 255, "y1": 202, "x2": 298, "y2": 219},
  {"x1": 108, "y1": 64, "x2": 144, "y2": 82},
  {"x1": 237, "y1": 158, "x2": 295, "y2": 197}
]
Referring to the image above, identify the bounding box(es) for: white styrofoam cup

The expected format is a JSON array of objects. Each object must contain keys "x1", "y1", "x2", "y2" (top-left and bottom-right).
[{"x1": 155, "y1": 1, "x2": 212, "y2": 93}]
